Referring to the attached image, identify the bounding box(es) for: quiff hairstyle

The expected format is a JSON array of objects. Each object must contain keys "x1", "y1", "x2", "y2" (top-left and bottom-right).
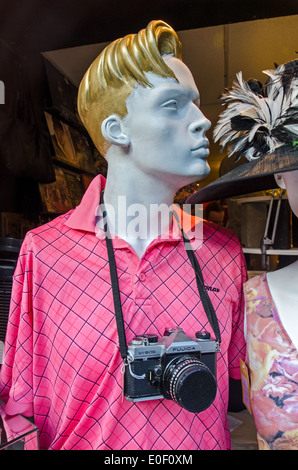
[{"x1": 77, "y1": 20, "x2": 182, "y2": 155}]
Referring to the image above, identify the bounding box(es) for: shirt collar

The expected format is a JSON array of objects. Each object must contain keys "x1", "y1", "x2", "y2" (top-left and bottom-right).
[
  {"x1": 65, "y1": 174, "x2": 106, "y2": 233},
  {"x1": 65, "y1": 174, "x2": 203, "y2": 242}
]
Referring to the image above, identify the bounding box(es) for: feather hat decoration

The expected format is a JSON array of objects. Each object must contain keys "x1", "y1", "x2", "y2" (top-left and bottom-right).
[
  {"x1": 187, "y1": 60, "x2": 298, "y2": 204},
  {"x1": 213, "y1": 60, "x2": 298, "y2": 162}
]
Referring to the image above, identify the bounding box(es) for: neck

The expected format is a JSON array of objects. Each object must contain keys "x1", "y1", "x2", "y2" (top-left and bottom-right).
[
  {"x1": 269, "y1": 259, "x2": 298, "y2": 280},
  {"x1": 267, "y1": 259, "x2": 298, "y2": 350},
  {"x1": 103, "y1": 159, "x2": 180, "y2": 258}
]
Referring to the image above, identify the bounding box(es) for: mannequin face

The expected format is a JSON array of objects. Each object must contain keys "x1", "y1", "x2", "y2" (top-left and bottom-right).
[
  {"x1": 120, "y1": 56, "x2": 211, "y2": 188},
  {"x1": 276, "y1": 170, "x2": 298, "y2": 218}
]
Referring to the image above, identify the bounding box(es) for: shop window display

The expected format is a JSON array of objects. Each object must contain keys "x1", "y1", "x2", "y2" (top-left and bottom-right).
[{"x1": 0, "y1": 20, "x2": 246, "y2": 450}]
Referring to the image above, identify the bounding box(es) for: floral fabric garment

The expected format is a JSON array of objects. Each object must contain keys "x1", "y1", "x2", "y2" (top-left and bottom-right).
[{"x1": 245, "y1": 274, "x2": 298, "y2": 450}]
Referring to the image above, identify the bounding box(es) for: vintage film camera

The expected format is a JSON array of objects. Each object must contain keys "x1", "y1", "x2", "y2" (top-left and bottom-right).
[{"x1": 124, "y1": 327, "x2": 220, "y2": 413}]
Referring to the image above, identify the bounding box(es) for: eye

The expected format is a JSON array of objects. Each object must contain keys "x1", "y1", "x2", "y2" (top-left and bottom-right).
[
  {"x1": 193, "y1": 97, "x2": 200, "y2": 108},
  {"x1": 161, "y1": 99, "x2": 179, "y2": 110}
]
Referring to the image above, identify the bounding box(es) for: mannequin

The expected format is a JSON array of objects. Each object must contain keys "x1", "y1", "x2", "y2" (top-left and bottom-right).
[
  {"x1": 244, "y1": 171, "x2": 298, "y2": 450},
  {"x1": 0, "y1": 20, "x2": 246, "y2": 450},
  {"x1": 267, "y1": 170, "x2": 298, "y2": 351}
]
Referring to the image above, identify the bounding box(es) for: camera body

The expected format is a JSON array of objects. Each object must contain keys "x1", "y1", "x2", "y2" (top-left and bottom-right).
[{"x1": 124, "y1": 327, "x2": 220, "y2": 413}]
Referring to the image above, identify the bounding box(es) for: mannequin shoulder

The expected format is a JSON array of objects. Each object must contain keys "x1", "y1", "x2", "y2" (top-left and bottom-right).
[
  {"x1": 202, "y1": 219, "x2": 241, "y2": 246},
  {"x1": 178, "y1": 206, "x2": 242, "y2": 250},
  {"x1": 267, "y1": 260, "x2": 298, "y2": 294}
]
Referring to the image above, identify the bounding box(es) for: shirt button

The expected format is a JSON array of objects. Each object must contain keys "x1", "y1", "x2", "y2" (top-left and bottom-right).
[{"x1": 139, "y1": 273, "x2": 146, "y2": 282}]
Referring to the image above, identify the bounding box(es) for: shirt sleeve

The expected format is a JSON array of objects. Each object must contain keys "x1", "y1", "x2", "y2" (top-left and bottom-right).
[
  {"x1": 0, "y1": 234, "x2": 34, "y2": 417},
  {"x1": 228, "y1": 236, "x2": 247, "y2": 380}
]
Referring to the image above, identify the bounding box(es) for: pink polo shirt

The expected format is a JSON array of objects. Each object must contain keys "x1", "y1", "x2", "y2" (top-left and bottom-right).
[{"x1": 0, "y1": 175, "x2": 246, "y2": 450}]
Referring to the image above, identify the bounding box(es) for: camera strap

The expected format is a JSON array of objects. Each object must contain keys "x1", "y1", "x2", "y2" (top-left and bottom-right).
[
  {"x1": 172, "y1": 211, "x2": 221, "y2": 345},
  {"x1": 101, "y1": 192, "x2": 129, "y2": 362},
  {"x1": 100, "y1": 191, "x2": 221, "y2": 364}
]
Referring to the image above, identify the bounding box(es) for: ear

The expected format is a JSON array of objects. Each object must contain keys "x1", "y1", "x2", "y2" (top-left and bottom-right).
[
  {"x1": 274, "y1": 173, "x2": 286, "y2": 189},
  {"x1": 101, "y1": 114, "x2": 130, "y2": 147}
]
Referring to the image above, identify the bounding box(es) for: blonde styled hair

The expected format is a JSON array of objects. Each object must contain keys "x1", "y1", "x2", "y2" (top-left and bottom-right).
[{"x1": 77, "y1": 20, "x2": 182, "y2": 155}]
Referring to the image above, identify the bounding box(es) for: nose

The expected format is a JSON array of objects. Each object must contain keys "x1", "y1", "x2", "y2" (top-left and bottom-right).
[{"x1": 189, "y1": 110, "x2": 211, "y2": 134}]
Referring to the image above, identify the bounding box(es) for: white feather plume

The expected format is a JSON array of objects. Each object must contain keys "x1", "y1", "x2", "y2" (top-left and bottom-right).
[{"x1": 214, "y1": 62, "x2": 298, "y2": 161}]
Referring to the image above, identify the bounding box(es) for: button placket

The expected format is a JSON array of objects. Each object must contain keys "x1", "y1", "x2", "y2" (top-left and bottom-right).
[{"x1": 134, "y1": 256, "x2": 153, "y2": 305}]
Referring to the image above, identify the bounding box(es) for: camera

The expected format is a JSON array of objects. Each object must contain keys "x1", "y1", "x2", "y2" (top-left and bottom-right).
[{"x1": 124, "y1": 327, "x2": 220, "y2": 413}]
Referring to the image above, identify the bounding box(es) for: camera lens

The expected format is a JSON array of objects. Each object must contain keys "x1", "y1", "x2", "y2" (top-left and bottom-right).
[{"x1": 163, "y1": 356, "x2": 217, "y2": 413}]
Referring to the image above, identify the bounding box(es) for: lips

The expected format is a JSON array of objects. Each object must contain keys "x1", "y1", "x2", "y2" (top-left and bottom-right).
[
  {"x1": 191, "y1": 140, "x2": 210, "y2": 158},
  {"x1": 191, "y1": 139, "x2": 209, "y2": 152}
]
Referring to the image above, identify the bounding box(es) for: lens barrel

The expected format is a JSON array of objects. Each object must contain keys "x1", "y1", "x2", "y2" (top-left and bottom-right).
[{"x1": 163, "y1": 356, "x2": 217, "y2": 413}]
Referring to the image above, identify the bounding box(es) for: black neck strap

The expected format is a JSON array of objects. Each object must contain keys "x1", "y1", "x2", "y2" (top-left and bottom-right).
[
  {"x1": 172, "y1": 210, "x2": 221, "y2": 345},
  {"x1": 100, "y1": 191, "x2": 221, "y2": 362}
]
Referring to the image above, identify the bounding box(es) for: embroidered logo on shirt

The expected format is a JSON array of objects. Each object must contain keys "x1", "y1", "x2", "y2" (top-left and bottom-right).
[{"x1": 205, "y1": 285, "x2": 220, "y2": 293}]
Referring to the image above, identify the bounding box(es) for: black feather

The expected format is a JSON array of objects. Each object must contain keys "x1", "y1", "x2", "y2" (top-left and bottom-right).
[{"x1": 231, "y1": 115, "x2": 257, "y2": 131}]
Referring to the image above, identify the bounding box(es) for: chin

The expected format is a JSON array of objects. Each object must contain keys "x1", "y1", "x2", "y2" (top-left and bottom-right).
[
  {"x1": 187, "y1": 164, "x2": 210, "y2": 183},
  {"x1": 197, "y1": 163, "x2": 211, "y2": 180}
]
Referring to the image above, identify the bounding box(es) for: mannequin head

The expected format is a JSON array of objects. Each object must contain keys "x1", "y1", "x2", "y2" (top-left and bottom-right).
[
  {"x1": 77, "y1": 20, "x2": 182, "y2": 156},
  {"x1": 105, "y1": 54, "x2": 211, "y2": 187},
  {"x1": 78, "y1": 20, "x2": 211, "y2": 190},
  {"x1": 275, "y1": 170, "x2": 298, "y2": 217}
]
